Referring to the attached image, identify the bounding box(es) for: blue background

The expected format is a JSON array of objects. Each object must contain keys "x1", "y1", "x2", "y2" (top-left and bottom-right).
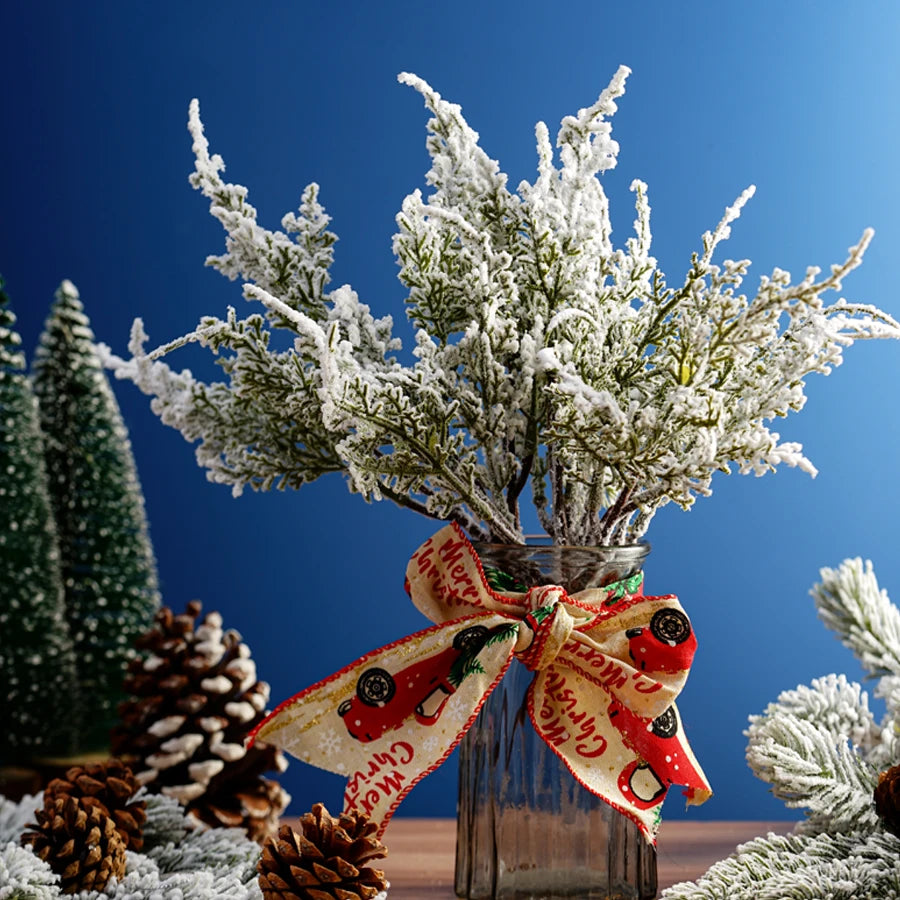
[{"x1": 2, "y1": 1, "x2": 899, "y2": 825}]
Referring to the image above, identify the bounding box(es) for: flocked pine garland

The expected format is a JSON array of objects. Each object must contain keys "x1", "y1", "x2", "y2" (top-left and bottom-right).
[
  {"x1": 0, "y1": 790, "x2": 392, "y2": 899},
  {"x1": 0, "y1": 790, "x2": 263, "y2": 899},
  {"x1": 660, "y1": 558, "x2": 900, "y2": 899}
]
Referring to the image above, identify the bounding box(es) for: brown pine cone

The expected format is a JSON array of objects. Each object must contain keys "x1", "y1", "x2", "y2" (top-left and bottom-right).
[
  {"x1": 43, "y1": 758, "x2": 146, "y2": 850},
  {"x1": 875, "y1": 764, "x2": 900, "y2": 836},
  {"x1": 258, "y1": 803, "x2": 388, "y2": 900},
  {"x1": 198, "y1": 773, "x2": 287, "y2": 844},
  {"x1": 111, "y1": 601, "x2": 289, "y2": 842},
  {"x1": 22, "y1": 796, "x2": 127, "y2": 894}
]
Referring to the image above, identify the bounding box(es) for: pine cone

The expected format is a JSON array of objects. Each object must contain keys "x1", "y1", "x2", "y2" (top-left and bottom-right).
[
  {"x1": 43, "y1": 758, "x2": 146, "y2": 850},
  {"x1": 875, "y1": 764, "x2": 900, "y2": 836},
  {"x1": 111, "y1": 601, "x2": 289, "y2": 842},
  {"x1": 258, "y1": 803, "x2": 388, "y2": 900},
  {"x1": 22, "y1": 796, "x2": 126, "y2": 894}
]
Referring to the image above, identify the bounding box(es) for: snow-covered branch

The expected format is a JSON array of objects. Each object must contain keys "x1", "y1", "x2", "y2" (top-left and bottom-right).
[{"x1": 108, "y1": 72, "x2": 900, "y2": 543}]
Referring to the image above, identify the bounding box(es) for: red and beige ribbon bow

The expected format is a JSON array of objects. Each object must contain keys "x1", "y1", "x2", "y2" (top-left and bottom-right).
[{"x1": 250, "y1": 523, "x2": 711, "y2": 842}]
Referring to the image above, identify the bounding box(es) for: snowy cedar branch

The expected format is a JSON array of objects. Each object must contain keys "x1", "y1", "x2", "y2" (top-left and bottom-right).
[
  {"x1": 661, "y1": 558, "x2": 900, "y2": 898},
  {"x1": 105, "y1": 68, "x2": 900, "y2": 544}
]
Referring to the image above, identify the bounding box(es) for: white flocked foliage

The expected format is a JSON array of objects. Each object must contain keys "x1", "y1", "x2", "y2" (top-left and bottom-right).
[
  {"x1": 104, "y1": 69, "x2": 900, "y2": 543},
  {"x1": 663, "y1": 831, "x2": 900, "y2": 900},
  {"x1": 0, "y1": 792, "x2": 264, "y2": 900},
  {"x1": 745, "y1": 675, "x2": 881, "y2": 836},
  {"x1": 0, "y1": 841, "x2": 59, "y2": 900},
  {"x1": 661, "y1": 559, "x2": 900, "y2": 898}
]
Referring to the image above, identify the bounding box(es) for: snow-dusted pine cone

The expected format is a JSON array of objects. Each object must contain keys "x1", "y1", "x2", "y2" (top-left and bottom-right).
[
  {"x1": 258, "y1": 804, "x2": 388, "y2": 900},
  {"x1": 110, "y1": 601, "x2": 289, "y2": 842},
  {"x1": 875, "y1": 764, "x2": 900, "y2": 836},
  {"x1": 43, "y1": 758, "x2": 146, "y2": 850},
  {"x1": 22, "y1": 795, "x2": 127, "y2": 894}
]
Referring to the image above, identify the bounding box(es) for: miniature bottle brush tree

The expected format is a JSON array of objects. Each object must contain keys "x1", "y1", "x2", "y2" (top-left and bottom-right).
[
  {"x1": 104, "y1": 65, "x2": 900, "y2": 546},
  {"x1": 33, "y1": 281, "x2": 160, "y2": 753},
  {"x1": 0, "y1": 278, "x2": 79, "y2": 764},
  {"x1": 1, "y1": 279, "x2": 159, "y2": 767}
]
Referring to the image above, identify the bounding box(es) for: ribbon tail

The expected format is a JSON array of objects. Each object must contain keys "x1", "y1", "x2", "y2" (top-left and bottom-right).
[
  {"x1": 526, "y1": 666, "x2": 659, "y2": 842},
  {"x1": 529, "y1": 667, "x2": 711, "y2": 843}
]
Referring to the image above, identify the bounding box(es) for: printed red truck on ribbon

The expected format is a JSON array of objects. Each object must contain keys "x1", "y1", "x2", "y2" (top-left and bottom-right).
[
  {"x1": 337, "y1": 624, "x2": 490, "y2": 742},
  {"x1": 250, "y1": 523, "x2": 711, "y2": 842}
]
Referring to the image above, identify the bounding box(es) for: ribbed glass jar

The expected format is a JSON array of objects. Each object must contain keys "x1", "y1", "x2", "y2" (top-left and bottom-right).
[{"x1": 454, "y1": 541, "x2": 656, "y2": 900}]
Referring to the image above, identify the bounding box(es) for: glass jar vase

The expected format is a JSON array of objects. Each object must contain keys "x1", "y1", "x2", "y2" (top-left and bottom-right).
[{"x1": 454, "y1": 541, "x2": 656, "y2": 900}]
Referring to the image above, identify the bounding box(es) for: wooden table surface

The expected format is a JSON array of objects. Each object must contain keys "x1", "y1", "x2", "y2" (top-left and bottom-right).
[{"x1": 374, "y1": 818, "x2": 795, "y2": 898}]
